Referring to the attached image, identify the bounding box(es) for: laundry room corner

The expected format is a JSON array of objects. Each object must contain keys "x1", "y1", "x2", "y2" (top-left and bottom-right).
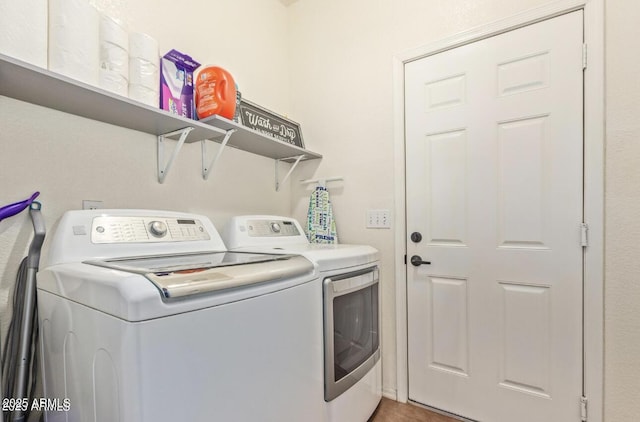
[
  {"x1": 4, "y1": 0, "x2": 640, "y2": 420},
  {"x1": 0, "y1": 0, "x2": 297, "y2": 355}
]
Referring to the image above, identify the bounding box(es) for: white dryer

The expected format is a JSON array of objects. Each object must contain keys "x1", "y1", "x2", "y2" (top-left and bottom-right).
[
  {"x1": 223, "y1": 215, "x2": 382, "y2": 422},
  {"x1": 36, "y1": 209, "x2": 325, "y2": 422}
]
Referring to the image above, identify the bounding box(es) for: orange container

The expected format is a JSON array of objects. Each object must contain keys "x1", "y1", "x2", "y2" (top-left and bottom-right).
[{"x1": 195, "y1": 66, "x2": 237, "y2": 120}]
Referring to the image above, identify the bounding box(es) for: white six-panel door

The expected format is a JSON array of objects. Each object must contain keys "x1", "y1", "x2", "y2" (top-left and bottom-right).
[{"x1": 405, "y1": 11, "x2": 584, "y2": 422}]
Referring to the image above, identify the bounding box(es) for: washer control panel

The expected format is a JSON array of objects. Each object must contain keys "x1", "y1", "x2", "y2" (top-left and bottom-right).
[
  {"x1": 246, "y1": 219, "x2": 300, "y2": 237},
  {"x1": 91, "y1": 216, "x2": 210, "y2": 243}
]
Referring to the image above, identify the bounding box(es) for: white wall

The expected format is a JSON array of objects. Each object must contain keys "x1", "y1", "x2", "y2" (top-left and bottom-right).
[
  {"x1": 604, "y1": 1, "x2": 640, "y2": 420},
  {"x1": 0, "y1": 0, "x2": 292, "y2": 337}
]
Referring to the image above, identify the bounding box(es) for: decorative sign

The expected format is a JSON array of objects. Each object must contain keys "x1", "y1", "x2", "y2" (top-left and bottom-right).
[{"x1": 238, "y1": 99, "x2": 304, "y2": 148}]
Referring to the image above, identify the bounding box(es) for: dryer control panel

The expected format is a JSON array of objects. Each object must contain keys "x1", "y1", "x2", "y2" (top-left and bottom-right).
[
  {"x1": 246, "y1": 219, "x2": 301, "y2": 237},
  {"x1": 91, "y1": 216, "x2": 210, "y2": 243}
]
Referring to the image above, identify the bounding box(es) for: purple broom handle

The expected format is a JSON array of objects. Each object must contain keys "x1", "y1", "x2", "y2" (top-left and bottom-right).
[{"x1": 0, "y1": 192, "x2": 40, "y2": 222}]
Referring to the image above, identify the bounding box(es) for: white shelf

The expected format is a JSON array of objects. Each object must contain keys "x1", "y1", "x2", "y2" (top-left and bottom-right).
[
  {"x1": 0, "y1": 54, "x2": 226, "y2": 142},
  {"x1": 199, "y1": 115, "x2": 322, "y2": 162},
  {"x1": 0, "y1": 54, "x2": 322, "y2": 181}
]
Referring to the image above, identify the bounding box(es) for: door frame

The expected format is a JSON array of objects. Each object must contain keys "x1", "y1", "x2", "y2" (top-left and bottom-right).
[{"x1": 392, "y1": 1, "x2": 604, "y2": 421}]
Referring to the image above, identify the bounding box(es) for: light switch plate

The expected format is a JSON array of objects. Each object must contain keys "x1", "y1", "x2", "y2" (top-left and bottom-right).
[{"x1": 366, "y1": 209, "x2": 391, "y2": 229}]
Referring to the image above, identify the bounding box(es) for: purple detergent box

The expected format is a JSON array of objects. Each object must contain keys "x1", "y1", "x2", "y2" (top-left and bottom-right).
[{"x1": 160, "y1": 49, "x2": 201, "y2": 119}]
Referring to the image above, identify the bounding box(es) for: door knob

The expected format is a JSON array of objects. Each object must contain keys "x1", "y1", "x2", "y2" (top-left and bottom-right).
[
  {"x1": 410, "y1": 232, "x2": 422, "y2": 243},
  {"x1": 410, "y1": 255, "x2": 431, "y2": 266}
]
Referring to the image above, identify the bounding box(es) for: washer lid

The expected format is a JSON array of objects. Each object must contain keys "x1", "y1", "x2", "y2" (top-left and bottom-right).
[{"x1": 85, "y1": 251, "x2": 314, "y2": 299}]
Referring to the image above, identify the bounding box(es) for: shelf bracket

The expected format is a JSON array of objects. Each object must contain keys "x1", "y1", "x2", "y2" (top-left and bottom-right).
[
  {"x1": 157, "y1": 127, "x2": 194, "y2": 183},
  {"x1": 275, "y1": 155, "x2": 305, "y2": 192},
  {"x1": 202, "y1": 129, "x2": 237, "y2": 180}
]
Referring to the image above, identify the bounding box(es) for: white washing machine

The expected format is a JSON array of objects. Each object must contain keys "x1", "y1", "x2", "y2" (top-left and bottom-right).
[
  {"x1": 36, "y1": 209, "x2": 325, "y2": 422},
  {"x1": 223, "y1": 215, "x2": 382, "y2": 422}
]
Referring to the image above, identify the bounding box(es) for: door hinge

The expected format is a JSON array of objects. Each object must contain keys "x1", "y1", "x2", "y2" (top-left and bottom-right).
[
  {"x1": 580, "y1": 222, "x2": 589, "y2": 247},
  {"x1": 582, "y1": 43, "x2": 588, "y2": 70},
  {"x1": 580, "y1": 396, "x2": 588, "y2": 421}
]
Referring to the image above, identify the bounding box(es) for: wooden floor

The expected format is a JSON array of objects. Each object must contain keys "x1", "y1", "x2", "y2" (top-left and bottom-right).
[{"x1": 368, "y1": 398, "x2": 460, "y2": 422}]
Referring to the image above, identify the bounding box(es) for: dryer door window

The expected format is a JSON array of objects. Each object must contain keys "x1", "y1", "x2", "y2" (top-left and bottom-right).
[{"x1": 323, "y1": 267, "x2": 380, "y2": 401}]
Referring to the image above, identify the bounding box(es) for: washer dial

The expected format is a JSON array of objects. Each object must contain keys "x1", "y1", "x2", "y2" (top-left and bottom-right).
[{"x1": 149, "y1": 221, "x2": 168, "y2": 237}]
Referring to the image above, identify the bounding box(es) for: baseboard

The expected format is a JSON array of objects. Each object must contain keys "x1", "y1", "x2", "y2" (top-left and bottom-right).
[{"x1": 382, "y1": 387, "x2": 397, "y2": 401}]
